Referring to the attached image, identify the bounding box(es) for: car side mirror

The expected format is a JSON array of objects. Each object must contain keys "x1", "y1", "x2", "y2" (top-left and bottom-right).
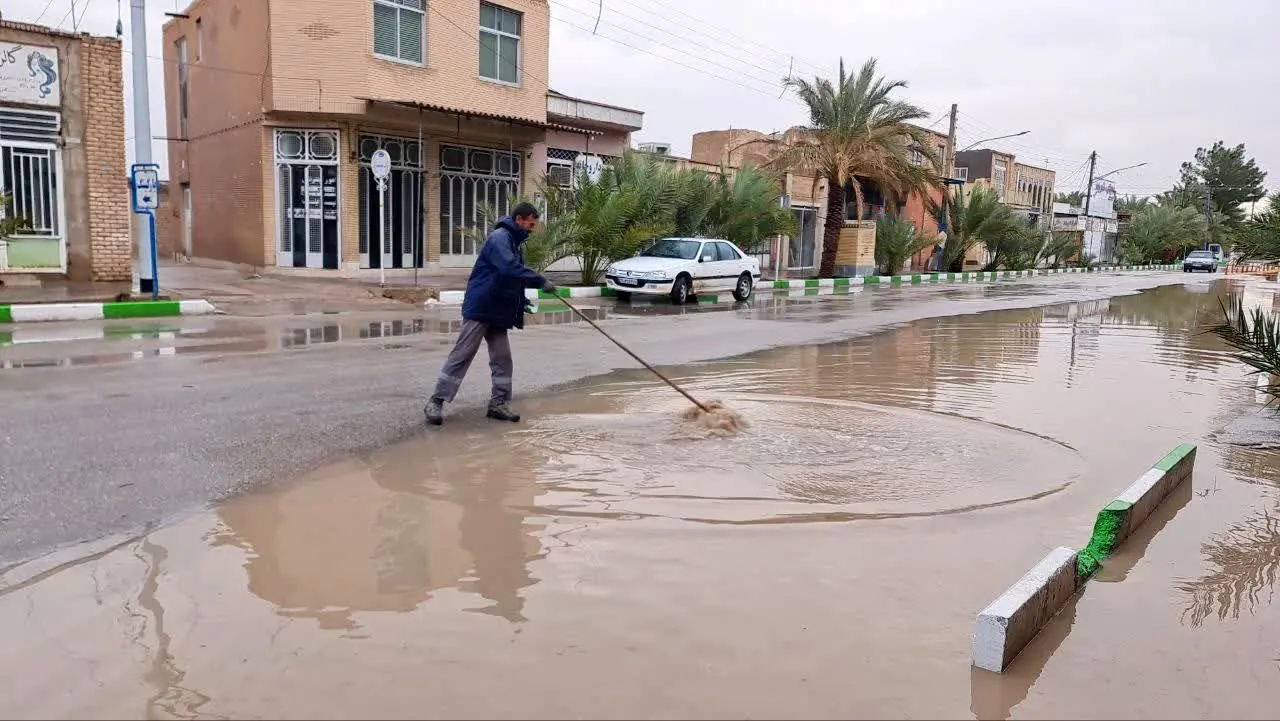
[{"x1": 701, "y1": 255, "x2": 714, "y2": 263}]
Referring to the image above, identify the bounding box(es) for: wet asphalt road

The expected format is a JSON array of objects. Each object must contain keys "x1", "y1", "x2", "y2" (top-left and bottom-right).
[{"x1": 0, "y1": 272, "x2": 1211, "y2": 568}]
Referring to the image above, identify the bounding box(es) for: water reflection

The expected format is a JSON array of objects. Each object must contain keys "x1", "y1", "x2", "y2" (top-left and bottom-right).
[
  {"x1": 210, "y1": 432, "x2": 549, "y2": 630},
  {"x1": 1176, "y1": 505, "x2": 1280, "y2": 628}
]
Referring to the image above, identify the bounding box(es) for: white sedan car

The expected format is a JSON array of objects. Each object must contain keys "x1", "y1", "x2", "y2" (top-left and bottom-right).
[{"x1": 604, "y1": 238, "x2": 762, "y2": 305}]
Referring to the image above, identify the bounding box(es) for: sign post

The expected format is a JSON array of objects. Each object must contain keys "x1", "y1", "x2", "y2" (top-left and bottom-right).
[
  {"x1": 370, "y1": 149, "x2": 392, "y2": 287},
  {"x1": 130, "y1": 163, "x2": 161, "y2": 300}
]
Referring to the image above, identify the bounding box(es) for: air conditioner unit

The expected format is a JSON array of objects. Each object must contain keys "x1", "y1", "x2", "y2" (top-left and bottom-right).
[{"x1": 547, "y1": 164, "x2": 572, "y2": 188}]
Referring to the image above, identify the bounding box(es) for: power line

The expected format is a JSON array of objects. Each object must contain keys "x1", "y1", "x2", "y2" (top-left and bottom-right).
[
  {"x1": 550, "y1": 0, "x2": 784, "y2": 93},
  {"x1": 551, "y1": 14, "x2": 810, "y2": 110},
  {"x1": 553, "y1": 0, "x2": 792, "y2": 90},
  {"x1": 32, "y1": 0, "x2": 59, "y2": 25}
]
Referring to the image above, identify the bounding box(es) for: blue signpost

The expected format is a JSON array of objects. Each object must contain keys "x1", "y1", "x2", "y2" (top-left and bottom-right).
[{"x1": 130, "y1": 163, "x2": 161, "y2": 299}]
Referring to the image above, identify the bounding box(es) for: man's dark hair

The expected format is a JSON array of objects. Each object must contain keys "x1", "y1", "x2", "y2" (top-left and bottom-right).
[{"x1": 512, "y1": 202, "x2": 540, "y2": 220}]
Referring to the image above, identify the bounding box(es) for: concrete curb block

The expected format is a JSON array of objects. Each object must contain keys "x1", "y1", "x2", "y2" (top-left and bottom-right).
[
  {"x1": 972, "y1": 546, "x2": 1080, "y2": 674},
  {"x1": 1077, "y1": 443, "x2": 1197, "y2": 577},
  {"x1": 0, "y1": 299, "x2": 217, "y2": 324},
  {"x1": 971, "y1": 442, "x2": 1197, "y2": 674},
  {"x1": 426, "y1": 265, "x2": 1180, "y2": 307}
]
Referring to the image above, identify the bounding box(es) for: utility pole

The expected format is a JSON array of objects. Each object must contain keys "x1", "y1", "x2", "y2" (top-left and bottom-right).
[
  {"x1": 130, "y1": 0, "x2": 156, "y2": 295},
  {"x1": 1082, "y1": 150, "x2": 1097, "y2": 216},
  {"x1": 1081, "y1": 151, "x2": 1097, "y2": 261},
  {"x1": 1204, "y1": 185, "x2": 1213, "y2": 250},
  {"x1": 944, "y1": 103, "x2": 958, "y2": 178}
]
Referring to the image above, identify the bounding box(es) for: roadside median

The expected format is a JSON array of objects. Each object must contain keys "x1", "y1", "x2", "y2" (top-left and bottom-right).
[
  {"x1": 0, "y1": 299, "x2": 218, "y2": 324},
  {"x1": 971, "y1": 442, "x2": 1197, "y2": 674},
  {"x1": 427, "y1": 264, "x2": 1180, "y2": 307}
]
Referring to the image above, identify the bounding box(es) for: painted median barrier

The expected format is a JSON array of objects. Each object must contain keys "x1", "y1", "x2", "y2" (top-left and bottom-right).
[
  {"x1": 0, "y1": 299, "x2": 217, "y2": 323},
  {"x1": 971, "y1": 443, "x2": 1197, "y2": 674},
  {"x1": 428, "y1": 264, "x2": 1181, "y2": 307}
]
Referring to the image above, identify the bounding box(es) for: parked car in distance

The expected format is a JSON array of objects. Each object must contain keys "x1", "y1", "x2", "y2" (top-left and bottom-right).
[
  {"x1": 605, "y1": 238, "x2": 762, "y2": 305},
  {"x1": 1183, "y1": 249, "x2": 1217, "y2": 273},
  {"x1": 1208, "y1": 243, "x2": 1223, "y2": 263}
]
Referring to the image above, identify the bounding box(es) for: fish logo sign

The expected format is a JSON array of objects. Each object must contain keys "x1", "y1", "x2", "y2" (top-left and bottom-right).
[{"x1": 26, "y1": 50, "x2": 57, "y2": 99}]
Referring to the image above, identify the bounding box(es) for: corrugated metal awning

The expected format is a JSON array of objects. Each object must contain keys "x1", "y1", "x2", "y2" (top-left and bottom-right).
[{"x1": 360, "y1": 98, "x2": 603, "y2": 136}]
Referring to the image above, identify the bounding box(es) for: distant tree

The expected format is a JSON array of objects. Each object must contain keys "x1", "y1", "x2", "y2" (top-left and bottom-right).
[
  {"x1": 1119, "y1": 204, "x2": 1205, "y2": 263},
  {"x1": 1178, "y1": 141, "x2": 1268, "y2": 228},
  {"x1": 1114, "y1": 194, "x2": 1150, "y2": 213},
  {"x1": 983, "y1": 223, "x2": 1043, "y2": 271},
  {"x1": 1039, "y1": 231, "x2": 1080, "y2": 269},
  {"x1": 1234, "y1": 193, "x2": 1280, "y2": 260},
  {"x1": 1055, "y1": 191, "x2": 1084, "y2": 206},
  {"x1": 938, "y1": 185, "x2": 1015, "y2": 272}
]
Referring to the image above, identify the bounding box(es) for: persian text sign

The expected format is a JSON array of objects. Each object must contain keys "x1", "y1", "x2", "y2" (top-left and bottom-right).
[{"x1": 0, "y1": 43, "x2": 61, "y2": 107}]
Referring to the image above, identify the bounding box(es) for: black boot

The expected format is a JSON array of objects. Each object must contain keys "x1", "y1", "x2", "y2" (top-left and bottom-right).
[
  {"x1": 424, "y1": 398, "x2": 445, "y2": 426},
  {"x1": 486, "y1": 403, "x2": 521, "y2": 423}
]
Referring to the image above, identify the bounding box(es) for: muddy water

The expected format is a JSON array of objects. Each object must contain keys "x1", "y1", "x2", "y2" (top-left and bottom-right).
[{"x1": 2, "y1": 280, "x2": 1279, "y2": 719}]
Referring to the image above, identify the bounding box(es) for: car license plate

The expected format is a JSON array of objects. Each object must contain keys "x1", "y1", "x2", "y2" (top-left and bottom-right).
[{"x1": 617, "y1": 278, "x2": 640, "y2": 287}]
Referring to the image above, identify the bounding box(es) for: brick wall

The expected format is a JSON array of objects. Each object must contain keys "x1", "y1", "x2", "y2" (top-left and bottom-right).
[
  {"x1": 80, "y1": 35, "x2": 130, "y2": 281},
  {"x1": 267, "y1": 0, "x2": 550, "y2": 122},
  {"x1": 163, "y1": 0, "x2": 272, "y2": 265}
]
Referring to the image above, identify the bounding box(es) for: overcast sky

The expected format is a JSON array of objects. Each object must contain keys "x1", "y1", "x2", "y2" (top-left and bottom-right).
[{"x1": 7, "y1": 0, "x2": 1277, "y2": 201}]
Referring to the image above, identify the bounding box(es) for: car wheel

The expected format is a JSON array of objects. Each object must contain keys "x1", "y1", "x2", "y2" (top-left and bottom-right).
[
  {"x1": 670, "y1": 275, "x2": 692, "y2": 305},
  {"x1": 615, "y1": 290, "x2": 632, "y2": 302},
  {"x1": 732, "y1": 272, "x2": 753, "y2": 302}
]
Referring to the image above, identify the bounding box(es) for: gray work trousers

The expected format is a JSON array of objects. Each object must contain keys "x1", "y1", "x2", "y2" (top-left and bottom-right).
[{"x1": 432, "y1": 319, "x2": 513, "y2": 406}]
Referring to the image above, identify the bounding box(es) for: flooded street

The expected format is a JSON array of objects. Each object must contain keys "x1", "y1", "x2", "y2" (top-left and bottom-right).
[{"x1": 2, "y1": 275, "x2": 1278, "y2": 718}]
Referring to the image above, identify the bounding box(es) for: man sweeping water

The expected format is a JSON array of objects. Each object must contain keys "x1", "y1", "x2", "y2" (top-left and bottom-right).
[{"x1": 425, "y1": 203, "x2": 556, "y2": 426}]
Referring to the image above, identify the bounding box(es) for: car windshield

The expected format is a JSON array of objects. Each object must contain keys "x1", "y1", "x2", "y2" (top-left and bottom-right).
[
  {"x1": 1188, "y1": 251, "x2": 1212, "y2": 258},
  {"x1": 640, "y1": 239, "x2": 702, "y2": 260}
]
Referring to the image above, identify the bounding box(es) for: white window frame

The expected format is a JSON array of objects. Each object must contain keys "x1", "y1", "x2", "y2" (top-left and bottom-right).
[
  {"x1": 479, "y1": 2, "x2": 522, "y2": 86},
  {"x1": 373, "y1": 0, "x2": 426, "y2": 66},
  {"x1": 0, "y1": 133, "x2": 68, "y2": 273},
  {"x1": 954, "y1": 167, "x2": 968, "y2": 181},
  {"x1": 439, "y1": 142, "x2": 522, "y2": 266},
  {"x1": 273, "y1": 129, "x2": 341, "y2": 269}
]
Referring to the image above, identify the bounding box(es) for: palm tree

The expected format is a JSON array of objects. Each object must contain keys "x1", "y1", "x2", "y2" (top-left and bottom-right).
[
  {"x1": 874, "y1": 214, "x2": 932, "y2": 276},
  {"x1": 1040, "y1": 232, "x2": 1080, "y2": 269},
  {"x1": 1120, "y1": 204, "x2": 1205, "y2": 263},
  {"x1": 939, "y1": 185, "x2": 1015, "y2": 272},
  {"x1": 699, "y1": 165, "x2": 797, "y2": 254},
  {"x1": 983, "y1": 223, "x2": 1043, "y2": 271},
  {"x1": 776, "y1": 58, "x2": 942, "y2": 277}
]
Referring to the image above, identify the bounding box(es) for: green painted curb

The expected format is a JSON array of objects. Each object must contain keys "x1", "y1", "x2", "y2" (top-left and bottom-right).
[
  {"x1": 102, "y1": 301, "x2": 182, "y2": 319},
  {"x1": 0, "y1": 330, "x2": 12, "y2": 345},
  {"x1": 890, "y1": 276, "x2": 903, "y2": 285},
  {"x1": 772, "y1": 280, "x2": 789, "y2": 289},
  {"x1": 0, "y1": 305, "x2": 11, "y2": 323},
  {"x1": 1154, "y1": 443, "x2": 1197, "y2": 472},
  {"x1": 1078, "y1": 499, "x2": 1133, "y2": 577},
  {"x1": 804, "y1": 279, "x2": 820, "y2": 288},
  {"x1": 600, "y1": 286, "x2": 617, "y2": 298},
  {"x1": 908, "y1": 274, "x2": 922, "y2": 284},
  {"x1": 864, "y1": 276, "x2": 881, "y2": 284},
  {"x1": 833, "y1": 277, "x2": 851, "y2": 287}
]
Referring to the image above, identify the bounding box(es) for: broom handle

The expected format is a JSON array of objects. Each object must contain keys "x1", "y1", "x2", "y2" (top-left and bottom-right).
[{"x1": 554, "y1": 294, "x2": 711, "y2": 413}]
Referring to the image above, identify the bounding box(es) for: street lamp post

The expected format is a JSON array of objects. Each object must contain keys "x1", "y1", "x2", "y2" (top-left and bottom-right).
[{"x1": 957, "y1": 130, "x2": 1030, "y2": 154}]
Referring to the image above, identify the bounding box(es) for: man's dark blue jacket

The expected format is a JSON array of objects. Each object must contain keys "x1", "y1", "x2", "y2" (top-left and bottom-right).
[{"x1": 462, "y1": 217, "x2": 548, "y2": 331}]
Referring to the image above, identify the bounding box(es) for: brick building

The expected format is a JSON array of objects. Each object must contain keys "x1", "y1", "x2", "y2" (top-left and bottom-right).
[
  {"x1": 163, "y1": 0, "x2": 641, "y2": 276},
  {"x1": 688, "y1": 126, "x2": 948, "y2": 276},
  {"x1": 0, "y1": 20, "x2": 130, "y2": 281}
]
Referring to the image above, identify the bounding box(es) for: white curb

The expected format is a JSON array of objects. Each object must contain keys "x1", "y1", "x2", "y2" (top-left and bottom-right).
[{"x1": 972, "y1": 546, "x2": 1080, "y2": 673}]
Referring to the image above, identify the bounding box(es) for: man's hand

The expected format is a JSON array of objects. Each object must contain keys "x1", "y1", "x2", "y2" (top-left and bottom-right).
[
  {"x1": 524, "y1": 301, "x2": 535, "y2": 314},
  {"x1": 541, "y1": 280, "x2": 558, "y2": 294}
]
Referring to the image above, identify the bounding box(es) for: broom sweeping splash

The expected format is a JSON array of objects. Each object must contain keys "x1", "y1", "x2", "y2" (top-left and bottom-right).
[{"x1": 555, "y1": 296, "x2": 748, "y2": 435}]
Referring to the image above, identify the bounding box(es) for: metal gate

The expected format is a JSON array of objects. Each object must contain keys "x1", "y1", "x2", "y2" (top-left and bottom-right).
[{"x1": 438, "y1": 143, "x2": 521, "y2": 267}]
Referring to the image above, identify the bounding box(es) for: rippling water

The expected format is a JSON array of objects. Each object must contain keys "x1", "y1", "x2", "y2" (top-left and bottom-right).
[{"x1": 4, "y1": 279, "x2": 1279, "y2": 719}]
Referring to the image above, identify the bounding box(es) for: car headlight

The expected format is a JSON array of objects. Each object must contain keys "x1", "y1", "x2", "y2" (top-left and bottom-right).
[{"x1": 639, "y1": 270, "x2": 669, "y2": 280}]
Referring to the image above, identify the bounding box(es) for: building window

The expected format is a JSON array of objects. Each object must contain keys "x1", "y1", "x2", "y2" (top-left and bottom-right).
[
  {"x1": 175, "y1": 37, "x2": 189, "y2": 137},
  {"x1": 479, "y1": 2, "x2": 521, "y2": 84},
  {"x1": 993, "y1": 159, "x2": 1007, "y2": 201},
  {"x1": 274, "y1": 130, "x2": 340, "y2": 269},
  {"x1": 955, "y1": 167, "x2": 968, "y2": 181},
  {"x1": 0, "y1": 109, "x2": 63, "y2": 270},
  {"x1": 194, "y1": 19, "x2": 202, "y2": 61},
  {"x1": 373, "y1": 0, "x2": 425, "y2": 64},
  {"x1": 440, "y1": 143, "x2": 521, "y2": 256},
  {"x1": 911, "y1": 147, "x2": 923, "y2": 166}
]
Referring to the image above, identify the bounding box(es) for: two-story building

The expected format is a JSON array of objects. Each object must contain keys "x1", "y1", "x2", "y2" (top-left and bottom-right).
[
  {"x1": 952, "y1": 148, "x2": 1056, "y2": 225},
  {"x1": 162, "y1": 0, "x2": 641, "y2": 275},
  {"x1": 686, "y1": 125, "x2": 948, "y2": 276},
  {"x1": 0, "y1": 20, "x2": 130, "y2": 282}
]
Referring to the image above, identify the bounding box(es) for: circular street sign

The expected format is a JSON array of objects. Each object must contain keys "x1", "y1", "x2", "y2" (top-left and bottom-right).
[{"x1": 371, "y1": 149, "x2": 392, "y2": 180}]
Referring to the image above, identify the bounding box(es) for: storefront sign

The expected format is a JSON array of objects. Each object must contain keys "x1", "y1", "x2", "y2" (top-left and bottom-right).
[{"x1": 0, "y1": 42, "x2": 61, "y2": 107}]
